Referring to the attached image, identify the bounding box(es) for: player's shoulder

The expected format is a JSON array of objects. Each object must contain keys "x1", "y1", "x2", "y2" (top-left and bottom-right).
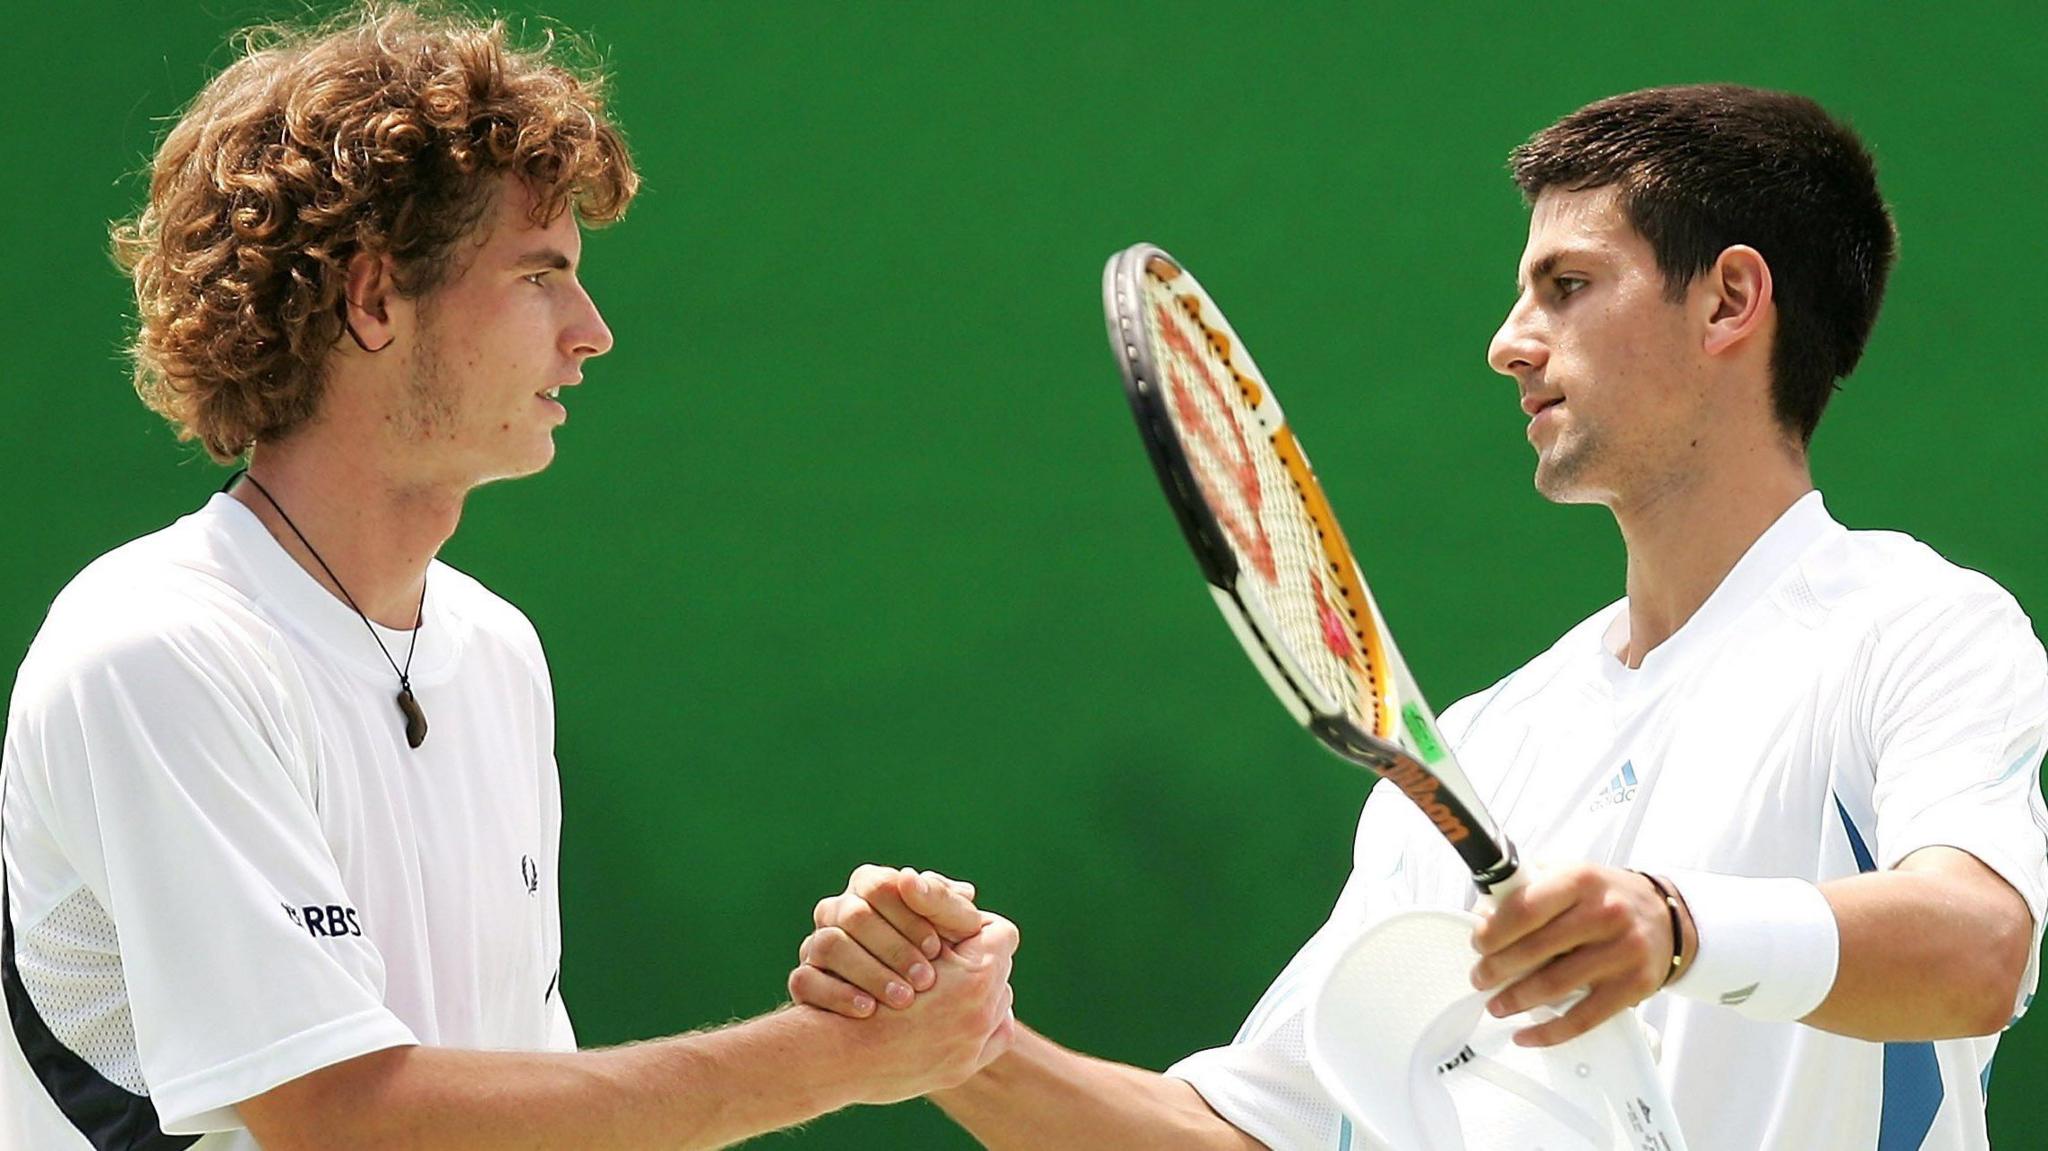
[
  {"x1": 40, "y1": 504, "x2": 282, "y2": 653},
  {"x1": 15, "y1": 509, "x2": 285, "y2": 710},
  {"x1": 1795, "y1": 519, "x2": 2036, "y2": 644}
]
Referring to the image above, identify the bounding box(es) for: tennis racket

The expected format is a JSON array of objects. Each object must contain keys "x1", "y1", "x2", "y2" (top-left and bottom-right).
[
  {"x1": 1100, "y1": 242, "x2": 1517, "y2": 895},
  {"x1": 1101, "y1": 243, "x2": 1689, "y2": 1151}
]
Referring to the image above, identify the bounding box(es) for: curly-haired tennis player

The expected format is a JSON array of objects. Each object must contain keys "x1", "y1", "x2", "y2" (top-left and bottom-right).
[{"x1": 1, "y1": 7, "x2": 1016, "y2": 1149}]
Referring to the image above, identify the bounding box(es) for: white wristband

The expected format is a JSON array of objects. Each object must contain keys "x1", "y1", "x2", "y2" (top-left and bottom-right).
[{"x1": 1666, "y1": 871, "x2": 1839, "y2": 1022}]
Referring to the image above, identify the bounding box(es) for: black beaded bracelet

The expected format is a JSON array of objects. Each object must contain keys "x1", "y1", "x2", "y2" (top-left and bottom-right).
[{"x1": 1635, "y1": 871, "x2": 1685, "y2": 987}]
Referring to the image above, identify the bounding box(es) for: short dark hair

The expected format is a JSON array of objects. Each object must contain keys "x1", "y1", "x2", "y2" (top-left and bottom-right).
[{"x1": 1508, "y1": 84, "x2": 1896, "y2": 444}]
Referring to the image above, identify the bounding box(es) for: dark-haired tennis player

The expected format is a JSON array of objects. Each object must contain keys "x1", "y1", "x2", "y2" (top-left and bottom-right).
[
  {"x1": 793, "y1": 84, "x2": 2047, "y2": 1151},
  {"x1": 1, "y1": 8, "x2": 1014, "y2": 1150}
]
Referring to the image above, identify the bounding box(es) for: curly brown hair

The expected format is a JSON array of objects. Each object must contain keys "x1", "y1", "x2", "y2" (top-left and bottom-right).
[{"x1": 112, "y1": 2, "x2": 639, "y2": 462}]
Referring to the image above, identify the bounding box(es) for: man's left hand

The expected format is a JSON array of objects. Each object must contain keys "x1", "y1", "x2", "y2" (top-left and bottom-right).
[{"x1": 1469, "y1": 864, "x2": 1693, "y2": 1047}]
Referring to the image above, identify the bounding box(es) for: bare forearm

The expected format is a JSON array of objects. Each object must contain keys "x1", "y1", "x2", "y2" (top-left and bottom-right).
[
  {"x1": 1805, "y1": 852, "x2": 2033, "y2": 1041},
  {"x1": 248, "y1": 1006, "x2": 868, "y2": 1151},
  {"x1": 929, "y1": 1026, "x2": 1265, "y2": 1151}
]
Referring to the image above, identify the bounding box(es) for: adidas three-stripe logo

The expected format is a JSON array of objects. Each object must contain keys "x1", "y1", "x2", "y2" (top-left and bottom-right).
[{"x1": 1588, "y1": 761, "x2": 1640, "y2": 812}]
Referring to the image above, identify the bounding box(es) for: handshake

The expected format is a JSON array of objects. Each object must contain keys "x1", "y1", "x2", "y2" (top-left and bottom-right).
[{"x1": 787, "y1": 864, "x2": 1019, "y2": 1106}]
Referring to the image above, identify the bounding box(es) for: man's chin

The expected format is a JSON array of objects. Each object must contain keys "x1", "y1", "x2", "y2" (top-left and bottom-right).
[
  {"x1": 1531, "y1": 453, "x2": 1602, "y2": 506},
  {"x1": 470, "y1": 439, "x2": 559, "y2": 488},
  {"x1": 508, "y1": 444, "x2": 558, "y2": 481}
]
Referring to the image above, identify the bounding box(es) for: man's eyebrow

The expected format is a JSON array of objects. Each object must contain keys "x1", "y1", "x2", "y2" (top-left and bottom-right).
[
  {"x1": 513, "y1": 248, "x2": 574, "y2": 272},
  {"x1": 1515, "y1": 247, "x2": 1598, "y2": 293}
]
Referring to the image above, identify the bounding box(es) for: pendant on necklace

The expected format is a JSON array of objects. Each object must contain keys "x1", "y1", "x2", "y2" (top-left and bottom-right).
[{"x1": 397, "y1": 686, "x2": 429, "y2": 749}]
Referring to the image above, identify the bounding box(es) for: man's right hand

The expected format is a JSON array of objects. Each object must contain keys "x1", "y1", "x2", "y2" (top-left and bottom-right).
[{"x1": 790, "y1": 866, "x2": 1265, "y2": 1149}]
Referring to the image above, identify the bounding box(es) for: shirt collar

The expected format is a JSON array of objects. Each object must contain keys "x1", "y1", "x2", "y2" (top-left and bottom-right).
[
  {"x1": 1601, "y1": 489, "x2": 1838, "y2": 685},
  {"x1": 200, "y1": 491, "x2": 462, "y2": 684}
]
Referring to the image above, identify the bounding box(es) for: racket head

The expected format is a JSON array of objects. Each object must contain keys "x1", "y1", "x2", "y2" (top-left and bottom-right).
[{"x1": 1102, "y1": 243, "x2": 1515, "y2": 890}]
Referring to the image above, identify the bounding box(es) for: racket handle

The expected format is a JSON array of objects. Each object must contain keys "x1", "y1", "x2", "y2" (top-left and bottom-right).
[
  {"x1": 1475, "y1": 866, "x2": 1528, "y2": 911},
  {"x1": 1467, "y1": 868, "x2": 1691, "y2": 1148},
  {"x1": 1582, "y1": 1008, "x2": 1693, "y2": 1151}
]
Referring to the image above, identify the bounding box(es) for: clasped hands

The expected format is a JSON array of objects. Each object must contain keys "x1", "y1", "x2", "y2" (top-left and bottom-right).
[
  {"x1": 787, "y1": 864, "x2": 1018, "y2": 1104},
  {"x1": 787, "y1": 860, "x2": 1692, "y2": 1096}
]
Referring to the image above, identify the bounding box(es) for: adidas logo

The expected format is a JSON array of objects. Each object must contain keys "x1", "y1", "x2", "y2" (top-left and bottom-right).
[{"x1": 1588, "y1": 761, "x2": 1640, "y2": 812}]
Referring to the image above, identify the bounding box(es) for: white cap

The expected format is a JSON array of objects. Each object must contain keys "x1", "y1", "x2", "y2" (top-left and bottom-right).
[{"x1": 1305, "y1": 908, "x2": 1689, "y2": 1151}]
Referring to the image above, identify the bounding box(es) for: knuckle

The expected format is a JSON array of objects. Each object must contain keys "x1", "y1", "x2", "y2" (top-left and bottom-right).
[
  {"x1": 900, "y1": 933, "x2": 932, "y2": 965},
  {"x1": 1631, "y1": 922, "x2": 1664, "y2": 960},
  {"x1": 789, "y1": 966, "x2": 839, "y2": 1009},
  {"x1": 1615, "y1": 916, "x2": 1648, "y2": 952},
  {"x1": 844, "y1": 902, "x2": 883, "y2": 936},
  {"x1": 812, "y1": 925, "x2": 850, "y2": 959},
  {"x1": 986, "y1": 918, "x2": 1020, "y2": 953}
]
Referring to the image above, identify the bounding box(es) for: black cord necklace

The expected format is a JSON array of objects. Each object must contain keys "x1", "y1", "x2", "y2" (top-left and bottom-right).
[{"x1": 228, "y1": 470, "x2": 430, "y2": 748}]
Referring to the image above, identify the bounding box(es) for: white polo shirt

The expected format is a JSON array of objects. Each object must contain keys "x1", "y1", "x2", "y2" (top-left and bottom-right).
[
  {"x1": 2, "y1": 493, "x2": 572, "y2": 1150},
  {"x1": 1169, "y1": 492, "x2": 2048, "y2": 1151}
]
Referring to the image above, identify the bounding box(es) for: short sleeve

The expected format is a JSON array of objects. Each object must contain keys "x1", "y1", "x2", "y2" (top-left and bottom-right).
[
  {"x1": 7, "y1": 613, "x2": 416, "y2": 1133},
  {"x1": 1166, "y1": 773, "x2": 1473, "y2": 1151},
  {"x1": 1434, "y1": 683, "x2": 1505, "y2": 747},
  {"x1": 1861, "y1": 588, "x2": 2048, "y2": 1015}
]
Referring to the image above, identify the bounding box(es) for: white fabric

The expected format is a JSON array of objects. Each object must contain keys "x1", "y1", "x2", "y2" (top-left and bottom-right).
[
  {"x1": 2, "y1": 493, "x2": 573, "y2": 1150},
  {"x1": 1307, "y1": 908, "x2": 1686, "y2": 1151},
  {"x1": 1666, "y1": 871, "x2": 1840, "y2": 1021},
  {"x1": 1168, "y1": 492, "x2": 2048, "y2": 1151}
]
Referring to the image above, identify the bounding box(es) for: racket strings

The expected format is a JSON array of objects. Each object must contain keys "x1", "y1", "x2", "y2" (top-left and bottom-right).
[
  {"x1": 1141, "y1": 271, "x2": 1389, "y2": 735},
  {"x1": 1269, "y1": 428, "x2": 1391, "y2": 737}
]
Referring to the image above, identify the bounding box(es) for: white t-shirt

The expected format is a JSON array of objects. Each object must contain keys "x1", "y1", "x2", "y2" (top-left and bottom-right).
[
  {"x1": 2, "y1": 493, "x2": 573, "y2": 1150},
  {"x1": 1169, "y1": 492, "x2": 2048, "y2": 1151}
]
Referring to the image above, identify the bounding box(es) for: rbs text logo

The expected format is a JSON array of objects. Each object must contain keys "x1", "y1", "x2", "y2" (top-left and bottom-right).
[{"x1": 281, "y1": 901, "x2": 364, "y2": 938}]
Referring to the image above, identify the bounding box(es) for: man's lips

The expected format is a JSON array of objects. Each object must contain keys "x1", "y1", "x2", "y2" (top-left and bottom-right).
[{"x1": 1520, "y1": 393, "x2": 1564, "y2": 418}]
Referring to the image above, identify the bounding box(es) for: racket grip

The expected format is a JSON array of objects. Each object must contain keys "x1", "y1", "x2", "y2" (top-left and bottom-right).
[
  {"x1": 1475, "y1": 866, "x2": 1528, "y2": 911},
  {"x1": 1583, "y1": 1008, "x2": 1692, "y2": 1150}
]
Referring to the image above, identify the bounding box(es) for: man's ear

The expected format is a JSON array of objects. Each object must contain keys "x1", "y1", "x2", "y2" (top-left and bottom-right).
[
  {"x1": 341, "y1": 251, "x2": 399, "y2": 353},
  {"x1": 1700, "y1": 244, "x2": 1773, "y2": 359}
]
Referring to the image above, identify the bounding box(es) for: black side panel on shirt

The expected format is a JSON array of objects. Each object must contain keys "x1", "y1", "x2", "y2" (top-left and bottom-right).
[{"x1": 3, "y1": 874, "x2": 199, "y2": 1151}]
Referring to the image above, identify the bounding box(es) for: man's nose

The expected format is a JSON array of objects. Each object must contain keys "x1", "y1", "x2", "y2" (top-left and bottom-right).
[{"x1": 1487, "y1": 297, "x2": 1547, "y2": 379}]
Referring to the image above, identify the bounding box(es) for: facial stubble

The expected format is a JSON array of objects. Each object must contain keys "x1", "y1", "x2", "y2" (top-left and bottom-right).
[{"x1": 396, "y1": 307, "x2": 459, "y2": 443}]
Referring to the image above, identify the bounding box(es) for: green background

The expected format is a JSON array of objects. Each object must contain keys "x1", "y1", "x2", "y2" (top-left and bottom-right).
[{"x1": 5, "y1": 1, "x2": 2044, "y2": 1145}]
